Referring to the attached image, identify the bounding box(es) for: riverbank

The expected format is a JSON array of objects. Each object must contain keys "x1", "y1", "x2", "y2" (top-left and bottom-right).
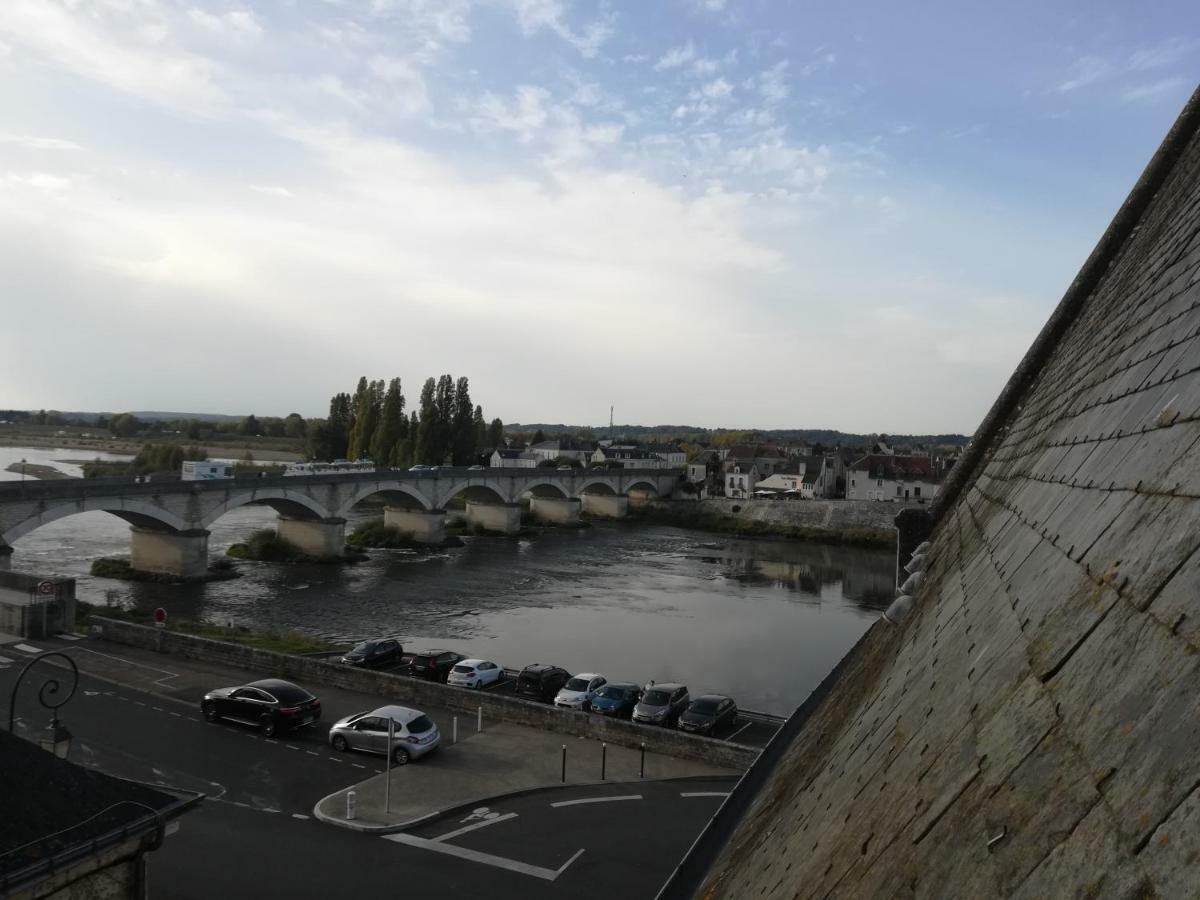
[
  {"x1": 632, "y1": 499, "x2": 897, "y2": 548},
  {"x1": 226, "y1": 529, "x2": 368, "y2": 563},
  {"x1": 3, "y1": 462, "x2": 72, "y2": 480},
  {"x1": 0, "y1": 429, "x2": 303, "y2": 461},
  {"x1": 90, "y1": 556, "x2": 242, "y2": 583}
]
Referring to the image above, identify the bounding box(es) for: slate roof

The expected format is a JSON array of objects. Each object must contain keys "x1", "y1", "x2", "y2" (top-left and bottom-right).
[
  {"x1": 848, "y1": 453, "x2": 936, "y2": 480},
  {"x1": 0, "y1": 730, "x2": 199, "y2": 887},
  {"x1": 666, "y1": 85, "x2": 1200, "y2": 900}
]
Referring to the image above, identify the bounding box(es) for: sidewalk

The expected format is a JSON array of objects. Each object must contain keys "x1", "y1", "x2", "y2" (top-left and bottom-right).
[{"x1": 314, "y1": 721, "x2": 738, "y2": 832}]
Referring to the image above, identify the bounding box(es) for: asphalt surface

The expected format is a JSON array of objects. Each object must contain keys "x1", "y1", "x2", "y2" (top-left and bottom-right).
[{"x1": 0, "y1": 644, "x2": 737, "y2": 899}]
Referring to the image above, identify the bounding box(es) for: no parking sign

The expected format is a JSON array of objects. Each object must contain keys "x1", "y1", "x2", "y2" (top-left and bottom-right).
[{"x1": 154, "y1": 607, "x2": 167, "y2": 628}]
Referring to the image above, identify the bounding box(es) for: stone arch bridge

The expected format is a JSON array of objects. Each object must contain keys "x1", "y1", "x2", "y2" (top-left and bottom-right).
[{"x1": 0, "y1": 467, "x2": 680, "y2": 578}]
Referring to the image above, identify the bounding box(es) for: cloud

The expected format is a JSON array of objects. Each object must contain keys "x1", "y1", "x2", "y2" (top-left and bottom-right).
[
  {"x1": 250, "y1": 185, "x2": 294, "y2": 198},
  {"x1": 1053, "y1": 55, "x2": 1114, "y2": 93},
  {"x1": 0, "y1": 134, "x2": 84, "y2": 151},
  {"x1": 1128, "y1": 37, "x2": 1197, "y2": 71},
  {"x1": 655, "y1": 41, "x2": 695, "y2": 70},
  {"x1": 759, "y1": 61, "x2": 789, "y2": 103},
  {"x1": 367, "y1": 55, "x2": 431, "y2": 116},
  {"x1": 187, "y1": 8, "x2": 262, "y2": 40},
  {"x1": 1119, "y1": 77, "x2": 1189, "y2": 105},
  {"x1": 504, "y1": 0, "x2": 614, "y2": 58},
  {"x1": 473, "y1": 85, "x2": 551, "y2": 140}
]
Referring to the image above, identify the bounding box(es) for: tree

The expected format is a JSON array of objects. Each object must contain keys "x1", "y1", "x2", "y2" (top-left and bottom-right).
[
  {"x1": 371, "y1": 378, "x2": 405, "y2": 465},
  {"x1": 240, "y1": 414, "x2": 260, "y2": 436},
  {"x1": 414, "y1": 377, "x2": 438, "y2": 464},
  {"x1": 326, "y1": 392, "x2": 353, "y2": 458},
  {"x1": 450, "y1": 376, "x2": 476, "y2": 465},
  {"x1": 282, "y1": 413, "x2": 307, "y2": 439},
  {"x1": 532, "y1": 429, "x2": 545, "y2": 445},
  {"x1": 109, "y1": 413, "x2": 141, "y2": 438},
  {"x1": 347, "y1": 378, "x2": 383, "y2": 461},
  {"x1": 434, "y1": 374, "x2": 455, "y2": 463},
  {"x1": 487, "y1": 417, "x2": 504, "y2": 449},
  {"x1": 473, "y1": 405, "x2": 487, "y2": 457},
  {"x1": 185, "y1": 419, "x2": 204, "y2": 440}
]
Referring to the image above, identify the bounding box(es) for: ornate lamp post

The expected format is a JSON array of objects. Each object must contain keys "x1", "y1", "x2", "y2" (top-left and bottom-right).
[{"x1": 8, "y1": 650, "x2": 78, "y2": 759}]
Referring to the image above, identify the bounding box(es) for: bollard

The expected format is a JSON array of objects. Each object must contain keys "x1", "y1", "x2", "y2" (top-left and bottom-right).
[
  {"x1": 561, "y1": 744, "x2": 567, "y2": 783},
  {"x1": 346, "y1": 789, "x2": 357, "y2": 821},
  {"x1": 640, "y1": 742, "x2": 645, "y2": 779},
  {"x1": 453, "y1": 716, "x2": 458, "y2": 745},
  {"x1": 477, "y1": 706, "x2": 482, "y2": 733},
  {"x1": 601, "y1": 742, "x2": 607, "y2": 781}
]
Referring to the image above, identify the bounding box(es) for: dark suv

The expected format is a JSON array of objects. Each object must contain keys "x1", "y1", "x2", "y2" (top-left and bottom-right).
[
  {"x1": 408, "y1": 649, "x2": 465, "y2": 682},
  {"x1": 201, "y1": 679, "x2": 321, "y2": 737},
  {"x1": 515, "y1": 664, "x2": 571, "y2": 702},
  {"x1": 341, "y1": 638, "x2": 403, "y2": 669}
]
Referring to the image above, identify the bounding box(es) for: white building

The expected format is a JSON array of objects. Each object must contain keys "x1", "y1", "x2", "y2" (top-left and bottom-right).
[
  {"x1": 725, "y1": 463, "x2": 759, "y2": 499},
  {"x1": 590, "y1": 447, "x2": 670, "y2": 469},
  {"x1": 645, "y1": 443, "x2": 687, "y2": 467},
  {"x1": 846, "y1": 454, "x2": 940, "y2": 502},
  {"x1": 490, "y1": 449, "x2": 539, "y2": 468}
]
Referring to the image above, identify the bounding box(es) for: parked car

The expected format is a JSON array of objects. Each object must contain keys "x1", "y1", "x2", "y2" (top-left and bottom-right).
[
  {"x1": 447, "y1": 658, "x2": 504, "y2": 689},
  {"x1": 590, "y1": 682, "x2": 643, "y2": 718},
  {"x1": 554, "y1": 673, "x2": 607, "y2": 710},
  {"x1": 328, "y1": 705, "x2": 440, "y2": 764},
  {"x1": 632, "y1": 683, "x2": 690, "y2": 727},
  {"x1": 409, "y1": 464, "x2": 432, "y2": 472},
  {"x1": 408, "y1": 649, "x2": 465, "y2": 682},
  {"x1": 678, "y1": 694, "x2": 738, "y2": 736},
  {"x1": 515, "y1": 664, "x2": 571, "y2": 702},
  {"x1": 201, "y1": 679, "x2": 321, "y2": 737},
  {"x1": 341, "y1": 638, "x2": 403, "y2": 670},
  {"x1": 468, "y1": 464, "x2": 486, "y2": 470}
]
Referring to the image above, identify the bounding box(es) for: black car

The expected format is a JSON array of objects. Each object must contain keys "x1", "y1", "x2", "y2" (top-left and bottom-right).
[
  {"x1": 341, "y1": 638, "x2": 403, "y2": 669},
  {"x1": 678, "y1": 694, "x2": 738, "y2": 736},
  {"x1": 408, "y1": 649, "x2": 465, "y2": 682},
  {"x1": 589, "y1": 682, "x2": 643, "y2": 718},
  {"x1": 201, "y1": 679, "x2": 321, "y2": 737},
  {"x1": 515, "y1": 664, "x2": 571, "y2": 702}
]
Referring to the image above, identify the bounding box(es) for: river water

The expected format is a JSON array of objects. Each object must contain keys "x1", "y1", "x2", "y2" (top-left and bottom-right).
[{"x1": 0, "y1": 446, "x2": 894, "y2": 715}]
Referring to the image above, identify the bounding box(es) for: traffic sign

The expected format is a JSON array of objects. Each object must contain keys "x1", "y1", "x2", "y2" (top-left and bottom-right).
[
  {"x1": 37, "y1": 580, "x2": 55, "y2": 595},
  {"x1": 153, "y1": 607, "x2": 167, "y2": 628}
]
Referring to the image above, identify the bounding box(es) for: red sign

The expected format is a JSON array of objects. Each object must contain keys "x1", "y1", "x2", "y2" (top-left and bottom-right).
[{"x1": 153, "y1": 607, "x2": 167, "y2": 627}]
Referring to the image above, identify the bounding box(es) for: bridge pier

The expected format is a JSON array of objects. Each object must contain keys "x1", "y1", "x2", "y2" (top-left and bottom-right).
[
  {"x1": 529, "y1": 497, "x2": 581, "y2": 525},
  {"x1": 627, "y1": 489, "x2": 657, "y2": 508},
  {"x1": 580, "y1": 494, "x2": 628, "y2": 519},
  {"x1": 384, "y1": 507, "x2": 447, "y2": 544},
  {"x1": 276, "y1": 516, "x2": 347, "y2": 558},
  {"x1": 0, "y1": 545, "x2": 10, "y2": 571},
  {"x1": 129, "y1": 527, "x2": 210, "y2": 579},
  {"x1": 465, "y1": 502, "x2": 522, "y2": 535}
]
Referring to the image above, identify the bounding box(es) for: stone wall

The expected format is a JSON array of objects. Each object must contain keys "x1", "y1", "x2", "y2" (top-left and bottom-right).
[
  {"x1": 0, "y1": 570, "x2": 75, "y2": 639},
  {"x1": 692, "y1": 497, "x2": 912, "y2": 532},
  {"x1": 89, "y1": 618, "x2": 758, "y2": 771}
]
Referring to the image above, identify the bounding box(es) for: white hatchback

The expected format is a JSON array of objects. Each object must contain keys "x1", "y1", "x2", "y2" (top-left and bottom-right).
[
  {"x1": 447, "y1": 658, "x2": 504, "y2": 689},
  {"x1": 554, "y1": 673, "x2": 607, "y2": 710}
]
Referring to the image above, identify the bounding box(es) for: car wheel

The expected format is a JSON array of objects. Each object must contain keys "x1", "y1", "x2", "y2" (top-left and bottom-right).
[
  {"x1": 392, "y1": 747, "x2": 410, "y2": 765},
  {"x1": 473, "y1": 680, "x2": 482, "y2": 689},
  {"x1": 202, "y1": 702, "x2": 219, "y2": 722},
  {"x1": 260, "y1": 715, "x2": 277, "y2": 737},
  {"x1": 332, "y1": 734, "x2": 349, "y2": 752}
]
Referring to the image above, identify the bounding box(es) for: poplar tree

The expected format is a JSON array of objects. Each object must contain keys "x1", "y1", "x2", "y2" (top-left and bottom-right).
[{"x1": 371, "y1": 377, "x2": 405, "y2": 465}]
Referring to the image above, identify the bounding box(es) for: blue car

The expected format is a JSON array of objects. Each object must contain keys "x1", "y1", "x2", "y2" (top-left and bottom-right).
[{"x1": 590, "y1": 682, "x2": 643, "y2": 718}]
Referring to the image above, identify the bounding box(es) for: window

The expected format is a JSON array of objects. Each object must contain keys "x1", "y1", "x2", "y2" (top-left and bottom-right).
[
  {"x1": 914, "y1": 486, "x2": 921, "y2": 498},
  {"x1": 897, "y1": 485, "x2": 902, "y2": 496},
  {"x1": 877, "y1": 479, "x2": 883, "y2": 487}
]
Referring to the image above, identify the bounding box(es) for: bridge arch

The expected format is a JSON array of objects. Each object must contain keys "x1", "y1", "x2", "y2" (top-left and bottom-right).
[
  {"x1": 334, "y1": 481, "x2": 435, "y2": 516},
  {"x1": 441, "y1": 481, "x2": 510, "y2": 507},
  {"x1": 524, "y1": 481, "x2": 570, "y2": 499},
  {"x1": 198, "y1": 489, "x2": 334, "y2": 530},
  {"x1": 625, "y1": 480, "x2": 660, "y2": 497},
  {"x1": 578, "y1": 480, "x2": 618, "y2": 496},
  {"x1": 2, "y1": 498, "x2": 190, "y2": 546}
]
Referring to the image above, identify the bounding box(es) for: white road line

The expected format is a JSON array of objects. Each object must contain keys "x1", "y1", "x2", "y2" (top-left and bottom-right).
[
  {"x1": 135, "y1": 702, "x2": 147, "y2": 707},
  {"x1": 327, "y1": 756, "x2": 342, "y2": 763},
  {"x1": 117, "y1": 696, "x2": 130, "y2": 701},
  {"x1": 292, "y1": 814, "x2": 310, "y2": 820},
  {"x1": 232, "y1": 802, "x2": 251, "y2": 809},
  {"x1": 263, "y1": 808, "x2": 280, "y2": 814},
  {"x1": 680, "y1": 792, "x2": 730, "y2": 799},
  {"x1": 265, "y1": 739, "x2": 278, "y2": 744},
  {"x1": 434, "y1": 812, "x2": 518, "y2": 843},
  {"x1": 550, "y1": 795, "x2": 643, "y2": 808},
  {"x1": 382, "y1": 833, "x2": 584, "y2": 882},
  {"x1": 725, "y1": 721, "x2": 753, "y2": 742},
  {"x1": 305, "y1": 750, "x2": 319, "y2": 756},
  {"x1": 55, "y1": 633, "x2": 82, "y2": 641},
  {"x1": 152, "y1": 707, "x2": 164, "y2": 712},
  {"x1": 286, "y1": 745, "x2": 300, "y2": 751},
  {"x1": 14, "y1": 643, "x2": 43, "y2": 654},
  {"x1": 0, "y1": 655, "x2": 13, "y2": 665},
  {"x1": 352, "y1": 764, "x2": 366, "y2": 769},
  {"x1": 69, "y1": 646, "x2": 181, "y2": 687},
  {"x1": 170, "y1": 712, "x2": 183, "y2": 718}
]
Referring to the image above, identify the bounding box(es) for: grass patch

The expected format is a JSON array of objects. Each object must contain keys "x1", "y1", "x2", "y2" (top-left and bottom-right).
[
  {"x1": 90, "y1": 556, "x2": 240, "y2": 583},
  {"x1": 628, "y1": 504, "x2": 894, "y2": 548}
]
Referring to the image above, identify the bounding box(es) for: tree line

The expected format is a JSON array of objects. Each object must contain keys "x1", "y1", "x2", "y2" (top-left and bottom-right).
[{"x1": 306, "y1": 375, "x2": 504, "y2": 467}]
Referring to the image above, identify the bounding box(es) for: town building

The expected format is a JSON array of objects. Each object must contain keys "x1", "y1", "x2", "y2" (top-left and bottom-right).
[
  {"x1": 723, "y1": 443, "x2": 789, "y2": 477},
  {"x1": 489, "y1": 448, "x2": 539, "y2": 468},
  {"x1": 589, "y1": 447, "x2": 671, "y2": 469},
  {"x1": 528, "y1": 438, "x2": 595, "y2": 464},
  {"x1": 845, "y1": 453, "x2": 940, "y2": 501},
  {"x1": 644, "y1": 443, "x2": 687, "y2": 467},
  {"x1": 724, "y1": 462, "x2": 760, "y2": 499}
]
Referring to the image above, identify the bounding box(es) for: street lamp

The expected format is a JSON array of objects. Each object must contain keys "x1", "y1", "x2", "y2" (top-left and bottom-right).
[
  {"x1": 20, "y1": 458, "x2": 26, "y2": 482},
  {"x1": 8, "y1": 650, "x2": 78, "y2": 760}
]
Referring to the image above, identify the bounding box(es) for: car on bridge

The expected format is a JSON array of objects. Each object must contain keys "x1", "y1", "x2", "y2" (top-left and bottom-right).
[
  {"x1": 200, "y1": 679, "x2": 321, "y2": 737},
  {"x1": 328, "y1": 705, "x2": 441, "y2": 764}
]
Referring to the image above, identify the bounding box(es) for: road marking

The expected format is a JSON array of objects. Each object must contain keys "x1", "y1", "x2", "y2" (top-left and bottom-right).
[
  {"x1": 434, "y1": 812, "x2": 518, "y2": 843},
  {"x1": 383, "y1": 833, "x2": 584, "y2": 882},
  {"x1": 305, "y1": 750, "x2": 319, "y2": 756},
  {"x1": 68, "y1": 646, "x2": 181, "y2": 687},
  {"x1": 135, "y1": 702, "x2": 147, "y2": 707},
  {"x1": 262, "y1": 808, "x2": 280, "y2": 814},
  {"x1": 286, "y1": 745, "x2": 300, "y2": 750},
  {"x1": 55, "y1": 633, "x2": 81, "y2": 641},
  {"x1": 0, "y1": 656, "x2": 14, "y2": 665},
  {"x1": 550, "y1": 795, "x2": 643, "y2": 808},
  {"x1": 726, "y1": 720, "x2": 753, "y2": 742},
  {"x1": 265, "y1": 739, "x2": 278, "y2": 744},
  {"x1": 14, "y1": 643, "x2": 43, "y2": 654},
  {"x1": 327, "y1": 756, "x2": 342, "y2": 763},
  {"x1": 292, "y1": 814, "x2": 310, "y2": 820},
  {"x1": 233, "y1": 802, "x2": 251, "y2": 809},
  {"x1": 117, "y1": 696, "x2": 130, "y2": 702},
  {"x1": 352, "y1": 764, "x2": 366, "y2": 770},
  {"x1": 170, "y1": 712, "x2": 183, "y2": 718},
  {"x1": 680, "y1": 792, "x2": 730, "y2": 798},
  {"x1": 152, "y1": 707, "x2": 164, "y2": 712}
]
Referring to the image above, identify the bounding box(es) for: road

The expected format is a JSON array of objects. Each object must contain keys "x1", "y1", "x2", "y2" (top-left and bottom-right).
[{"x1": 0, "y1": 642, "x2": 734, "y2": 899}]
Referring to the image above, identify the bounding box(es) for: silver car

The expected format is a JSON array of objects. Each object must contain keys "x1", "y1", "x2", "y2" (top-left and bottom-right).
[
  {"x1": 327, "y1": 705, "x2": 441, "y2": 765},
  {"x1": 632, "y1": 683, "x2": 690, "y2": 727}
]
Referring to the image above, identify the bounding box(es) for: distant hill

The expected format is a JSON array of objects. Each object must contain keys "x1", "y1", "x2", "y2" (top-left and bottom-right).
[
  {"x1": 507, "y1": 424, "x2": 972, "y2": 447},
  {"x1": 5, "y1": 410, "x2": 246, "y2": 424}
]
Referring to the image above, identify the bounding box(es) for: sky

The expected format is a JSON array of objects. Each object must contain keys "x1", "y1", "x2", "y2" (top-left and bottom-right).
[{"x1": 0, "y1": 1, "x2": 1196, "y2": 433}]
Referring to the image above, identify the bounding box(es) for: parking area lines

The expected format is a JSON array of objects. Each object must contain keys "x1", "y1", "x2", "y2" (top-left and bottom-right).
[
  {"x1": 549, "y1": 795, "x2": 643, "y2": 808},
  {"x1": 383, "y1": 832, "x2": 585, "y2": 882},
  {"x1": 433, "y1": 812, "x2": 519, "y2": 843}
]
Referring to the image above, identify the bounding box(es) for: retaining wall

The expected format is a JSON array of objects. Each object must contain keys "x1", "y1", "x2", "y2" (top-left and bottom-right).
[
  {"x1": 692, "y1": 497, "x2": 919, "y2": 532},
  {"x1": 89, "y1": 617, "x2": 757, "y2": 770}
]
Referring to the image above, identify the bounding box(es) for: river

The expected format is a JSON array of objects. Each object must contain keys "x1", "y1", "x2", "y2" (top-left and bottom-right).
[{"x1": 0, "y1": 446, "x2": 895, "y2": 715}]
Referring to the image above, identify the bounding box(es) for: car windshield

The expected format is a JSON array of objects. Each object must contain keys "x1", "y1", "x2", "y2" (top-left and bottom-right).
[
  {"x1": 452, "y1": 664, "x2": 474, "y2": 674},
  {"x1": 598, "y1": 686, "x2": 628, "y2": 699},
  {"x1": 690, "y1": 699, "x2": 720, "y2": 714},
  {"x1": 264, "y1": 683, "x2": 312, "y2": 704},
  {"x1": 643, "y1": 689, "x2": 671, "y2": 705},
  {"x1": 350, "y1": 641, "x2": 375, "y2": 654},
  {"x1": 406, "y1": 715, "x2": 434, "y2": 734},
  {"x1": 565, "y1": 677, "x2": 591, "y2": 691}
]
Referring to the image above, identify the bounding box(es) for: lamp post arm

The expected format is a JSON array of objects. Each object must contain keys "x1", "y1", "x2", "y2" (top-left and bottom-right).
[{"x1": 8, "y1": 651, "x2": 79, "y2": 733}]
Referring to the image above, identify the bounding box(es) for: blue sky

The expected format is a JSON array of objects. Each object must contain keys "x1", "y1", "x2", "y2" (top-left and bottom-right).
[{"x1": 0, "y1": 1, "x2": 1196, "y2": 432}]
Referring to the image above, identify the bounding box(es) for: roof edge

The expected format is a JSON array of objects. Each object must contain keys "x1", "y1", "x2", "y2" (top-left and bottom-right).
[{"x1": 929, "y1": 83, "x2": 1200, "y2": 524}]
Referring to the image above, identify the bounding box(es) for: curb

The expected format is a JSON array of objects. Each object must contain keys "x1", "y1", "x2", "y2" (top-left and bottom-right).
[{"x1": 312, "y1": 772, "x2": 741, "y2": 836}]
